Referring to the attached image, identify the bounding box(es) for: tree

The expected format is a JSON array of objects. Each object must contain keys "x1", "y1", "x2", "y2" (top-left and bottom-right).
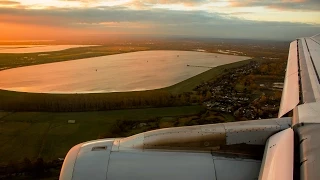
[
  {"x1": 259, "y1": 64, "x2": 268, "y2": 74},
  {"x1": 274, "y1": 91, "x2": 282, "y2": 100},
  {"x1": 260, "y1": 95, "x2": 267, "y2": 104},
  {"x1": 250, "y1": 83, "x2": 258, "y2": 90},
  {"x1": 205, "y1": 91, "x2": 212, "y2": 100},
  {"x1": 33, "y1": 158, "x2": 45, "y2": 177},
  {"x1": 23, "y1": 158, "x2": 32, "y2": 174}
]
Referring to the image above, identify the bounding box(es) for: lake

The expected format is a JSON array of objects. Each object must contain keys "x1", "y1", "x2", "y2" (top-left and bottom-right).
[
  {"x1": 0, "y1": 50, "x2": 249, "y2": 93},
  {"x1": 0, "y1": 45, "x2": 97, "y2": 53}
]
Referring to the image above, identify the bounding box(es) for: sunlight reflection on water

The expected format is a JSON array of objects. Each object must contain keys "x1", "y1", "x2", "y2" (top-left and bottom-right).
[{"x1": 0, "y1": 50, "x2": 249, "y2": 93}]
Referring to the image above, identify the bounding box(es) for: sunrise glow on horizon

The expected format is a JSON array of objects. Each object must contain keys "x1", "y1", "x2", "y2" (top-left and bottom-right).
[{"x1": 0, "y1": 0, "x2": 319, "y2": 41}]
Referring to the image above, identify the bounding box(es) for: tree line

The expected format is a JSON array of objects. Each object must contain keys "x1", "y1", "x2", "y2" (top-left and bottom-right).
[
  {"x1": 0, "y1": 90, "x2": 193, "y2": 112},
  {"x1": 0, "y1": 158, "x2": 62, "y2": 179}
]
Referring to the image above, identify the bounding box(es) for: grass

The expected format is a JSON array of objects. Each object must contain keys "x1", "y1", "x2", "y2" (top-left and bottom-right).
[
  {"x1": 164, "y1": 59, "x2": 255, "y2": 93},
  {"x1": 220, "y1": 113, "x2": 236, "y2": 122},
  {"x1": 0, "y1": 106, "x2": 204, "y2": 164}
]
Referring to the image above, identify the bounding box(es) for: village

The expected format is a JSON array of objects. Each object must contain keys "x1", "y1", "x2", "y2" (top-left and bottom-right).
[{"x1": 194, "y1": 60, "x2": 284, "y2": 120}]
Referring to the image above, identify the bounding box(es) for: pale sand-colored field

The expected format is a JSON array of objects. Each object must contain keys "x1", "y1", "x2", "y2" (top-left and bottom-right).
[
  {"x1": 0, "y1": 50, "x2": 250, "y2": 93},
  {"x1": 0, "y1": 45, "x2": 98, "y2": 53}
]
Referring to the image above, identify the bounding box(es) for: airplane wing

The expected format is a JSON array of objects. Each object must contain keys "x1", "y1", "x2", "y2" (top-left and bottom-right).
[
  {"x1": 278, "y1": 33, "x2": 320, "y2": 117},
  {"x1": 59, "y1": 34, "x2": 320, "y2": 180},
  {"x1": 279, "y1": 33, "x2": 320, "y2": 180}
]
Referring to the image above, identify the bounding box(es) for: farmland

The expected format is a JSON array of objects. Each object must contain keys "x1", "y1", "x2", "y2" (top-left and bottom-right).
[{"x1": 0, "y1": 106, "x2": 204, "y2": 164}]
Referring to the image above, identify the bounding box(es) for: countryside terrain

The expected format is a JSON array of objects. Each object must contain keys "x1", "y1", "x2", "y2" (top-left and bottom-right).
[{"x1": 0, "y1": 39, "x2": 289, "y2": 179}]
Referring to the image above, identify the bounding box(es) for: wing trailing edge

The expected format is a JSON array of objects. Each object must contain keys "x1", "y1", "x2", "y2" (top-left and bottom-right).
[
  {"x1": 258, "y1": 128, "x2": 294, "y2": 180},
  {"x1": 278, "y1": 40, "x2": 300, "y2": 118}
]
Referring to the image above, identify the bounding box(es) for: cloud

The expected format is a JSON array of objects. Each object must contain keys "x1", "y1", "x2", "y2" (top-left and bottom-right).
[
  {"x1": 61, "y1": 0, "x2": 207, "y2": 5},
  {"x1": 230, "y1": 0, "x2": 320, "y2": 11},
  {"x1": 0, "y1": 0, "x2": 20, "y2": 5},
  {"x1": 58, "y1": 0, "x2": 320, "y2": 11},
  {"x1": 133, "y1": 0, "x2": 207, "y2": 6},
  {"x1": 0, "y1": 6, "x2": 319, "y2": 40},
  {"x1": 0, "y1": 6, "x2": 228, "y2": 25},
  {"x1": 62, "y1": 0, "x2": 95, "y2": 1}
]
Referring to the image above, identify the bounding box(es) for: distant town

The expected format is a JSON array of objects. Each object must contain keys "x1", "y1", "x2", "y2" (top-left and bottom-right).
[{"x1": 196, "y1": 60, "x2": 284, "y2": 120}]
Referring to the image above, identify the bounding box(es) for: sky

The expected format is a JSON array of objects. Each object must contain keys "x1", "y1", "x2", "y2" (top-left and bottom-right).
[{"x1": 0, "y1": 0, "x2": 320, "y2": 41}]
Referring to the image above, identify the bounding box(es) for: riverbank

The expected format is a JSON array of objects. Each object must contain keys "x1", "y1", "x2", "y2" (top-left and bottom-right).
[{"x1": 163, "y1": 58, "x2": 257, "y2": 93}]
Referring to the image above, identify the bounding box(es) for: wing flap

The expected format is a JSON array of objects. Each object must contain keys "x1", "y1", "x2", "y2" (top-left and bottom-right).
[
  {"x1": 258, "y1": 128, "x2": 294, "y2": 180},
  {"x1": 278, "y1": 40, "x2": 299, "y2": 118}
]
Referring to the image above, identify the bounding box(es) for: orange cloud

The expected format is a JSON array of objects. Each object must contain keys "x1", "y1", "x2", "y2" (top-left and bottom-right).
[
  {"x1": 0, "y1": 1, "x2": 318, "y2": 41},
  {"x1": 0, "y1": 21, "x2": 109, "y2": 41},
  {"x1": 0, "y1": 0, "x2": 20, "y2": 5}
]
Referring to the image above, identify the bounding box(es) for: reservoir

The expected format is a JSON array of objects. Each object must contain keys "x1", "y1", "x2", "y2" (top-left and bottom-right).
[
  {"x1": 0, "y1": 45, "x2": 97, "y2": 53},
  {"x1": 0, "y1": 50, "x2": 249, "y2": 93}
]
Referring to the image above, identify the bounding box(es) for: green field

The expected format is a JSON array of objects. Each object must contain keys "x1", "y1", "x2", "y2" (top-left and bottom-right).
[
  {"x1": 164, "y1": 59, "x2": 256, "y2": 93},
  {"x1": 0, "y1": 106, "x2": 204, "y2": 164}
]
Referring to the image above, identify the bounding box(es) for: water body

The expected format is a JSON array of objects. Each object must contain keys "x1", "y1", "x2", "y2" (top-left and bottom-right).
[
  {"x1": 0, "y1": 45, "x2": 97, "y2": 53},
  {"x1": 0, "y1": 50, "x2": 249, "y2": 93}
]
